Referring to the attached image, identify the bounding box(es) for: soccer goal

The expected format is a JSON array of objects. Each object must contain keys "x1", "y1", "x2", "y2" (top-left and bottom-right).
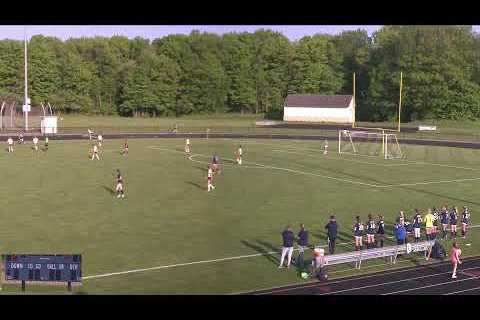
[{"x1": 338, "y1": 130, "x2": 403, "y2": 159}]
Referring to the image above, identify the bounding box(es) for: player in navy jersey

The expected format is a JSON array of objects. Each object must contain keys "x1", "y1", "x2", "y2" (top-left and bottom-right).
[
  {"x1": 450, "y1": 206, "x2": 459, "y2": 240},
  {"x1": 404, "y1": 218, "x2": 413, "y2": 243},
  {"x1": 413, "y1": 209, "x2": 422, "y2": 242},
  {"x1": 377, "y1": 215, "x2": 386, "y2": 247},
  {"x1": 461, "y1": 206, "x2": 471, "y2": 239},
  {"x1": 432, "y1": 207, "x2": 439, "y2": 239},
  {"x1": 441, "y1": 206, "x2": 449, "y2": 240},
  {"x1": 115, "y1": 169, "x2": 125, "y2": 198},
  {"x1": 212, "y1": 154, "x2": 220, "y2": 174},
  {"x1": 354, "y1": 216, "x2": 364, "y2": 251},
  {"x1": 366, "y1": 214, "x2": 376, "y2": 249}
]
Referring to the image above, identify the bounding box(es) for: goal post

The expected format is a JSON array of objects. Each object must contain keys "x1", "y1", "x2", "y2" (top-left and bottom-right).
[{"x1": 338, "y1": 130, "x2": 403, "y2": 159}]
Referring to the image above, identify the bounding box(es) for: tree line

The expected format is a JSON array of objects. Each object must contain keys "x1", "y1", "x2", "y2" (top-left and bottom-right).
[{"x1": 0, "y1": 26, "x2": 479, "y2": 122}]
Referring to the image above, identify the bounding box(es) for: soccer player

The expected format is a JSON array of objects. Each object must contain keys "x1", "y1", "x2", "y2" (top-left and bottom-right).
[
  {"x1": 324, "y1": 139, "x2": 328, "y2": 155},
  {"x1": 432, "y1": 207, "x2": 439, "y2": 239},
  {"x1": 450, "y1": 242, "x2": 462, "y2": 279},
  {"x1": 32, "y1": 136, "x2": 39, "y2": 151},
  {"x1": 44, "y1": 136, "x2": 49, "y2": 151},
  {"x1": 212, "y1": 154, "x2": 220, "y2": 174},
  {"x1": 377, "y1": 215, "x2": 386, "y2": 247},
  {"x1": 97, "y1": 134, "x2": 103, "y2": 147},
  {"x1": 115, "y1": 169, "x2": 125, "y2": 198},
  {"x1": 366, "y1": 214, "x2": 376, "y2": 249},
  {"x1": 91, "y1": 144, "x2": 100, "y2": 160},
  {"x1": 279, "y1": 225, "x2": 294, "y2": 269},
  {"x1": 461, "y1": 206, "x2": 470, "y2": 239},
  {"x1": 7, "y1": 137, "x2": 13, "y2": 153},
  {"x1": 404, "y1": 218, "x2": 413, "y2": 243},
  {"x1": 413, "y1": 209, "x2": 422, "y2": 242},
  {"x1": 207, "y1": 165, "x2": 215, "y2": 191},
  {"x1": 18, "y1": 133, "x2": 24, "y2": 144},
  {"x1": 123, "y1": 140, "x2": 129, "y2": 156},
  {"x1": 397, "y1": 211, "x2": 405, "y2": 225},
  {"x1": 185, "y1": 138, "x2": 191, "y2": 154},
  {"x1": 236, "y1": 145, "x2": 243, "y2": 165},
  {"x1": 354, "y1": 216, "x2": 364, "y2": 251},
  {"x1": 296, "y1": 224, "x2": 309, "y2": 269},
  {"x1": 441, "y1": 206, "x2": 449, "y2": 240},
  {"x1": 450, "y1": 206, "x2": 458, "y2": 240},
  {"x1": 88, "y1": 129, "x2": 94, "y2": 140},
  {"x1": 424, "y1": 208, "x2": 435, "y2": 240}
]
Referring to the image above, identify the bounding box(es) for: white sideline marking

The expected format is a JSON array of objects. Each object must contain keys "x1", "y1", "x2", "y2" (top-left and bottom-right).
[
  {"x1": 317, "y1": 266, "x2": 480, "y2": 295},
  {"x1": 382, "y1": 274, "x2": 480, "y2": 295},
  {"x1": 84, "y1": 225, "x2": 480, "y2": 281},
  {"x1": 148, "y1": 146, "x2": 380, "y2": 188},
  {"x1": 444, "y1": 286, "x2": 480, "y2": 295},
  {"x1": 379, "y1": 177, "x2": 480, "y2": 188}
]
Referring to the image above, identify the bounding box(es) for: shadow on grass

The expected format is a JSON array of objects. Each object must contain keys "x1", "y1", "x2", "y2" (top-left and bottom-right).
[
  {"x1": 241, "y1": 240, "x2": 278, "y2": 266},
  {"x1": 186, "y1": 181, "x2": 203, "y2": 190},
  {"x1": 102, "y1": 185, "x2": 115, "y2": 196},
  {"x1": 193, "y1": 166, "x2": 207, "y2": 173}
]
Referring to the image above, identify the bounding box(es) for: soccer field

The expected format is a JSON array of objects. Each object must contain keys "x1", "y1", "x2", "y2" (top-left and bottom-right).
[{"x1": 0, "y1": 137, "x2": 479, "y2": 294}]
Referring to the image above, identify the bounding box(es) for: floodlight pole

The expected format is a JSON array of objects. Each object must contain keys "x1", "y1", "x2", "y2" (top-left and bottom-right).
[
  {"x1": 352, "y1": 72, "x2": 356, "y2": 128},
  {"x1": 24, "y1": 29, "x2": 29, "y2": 131},
  {"x1": 398, "y1": 71, "x2": 403, "y2": 132}
]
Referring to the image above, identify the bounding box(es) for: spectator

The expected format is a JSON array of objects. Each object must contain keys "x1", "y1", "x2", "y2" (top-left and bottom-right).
[
  {"x1": 450, "y1": 242, "x2": 462, "y2": 279},
  {"x1": 325, "y1": 216, "x2": 338, "y2": 254},
  {"x1": 296, "y1": 224, "x2": 309, "y2": 269},
  {"x1": 395, "y1": 222, "x2": 407, "y2": 245},
  {"x1": 279, "y1": 225, "x2": 294, "y2": 269}
]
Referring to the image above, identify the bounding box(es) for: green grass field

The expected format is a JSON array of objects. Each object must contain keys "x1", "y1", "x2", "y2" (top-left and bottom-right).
[{"x1": 0, "y1": 136, "x2": 480, "y2": 294}]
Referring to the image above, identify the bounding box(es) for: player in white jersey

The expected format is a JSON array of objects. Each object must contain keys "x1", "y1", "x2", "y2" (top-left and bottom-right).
[
  {"x1": 324, "y1": 139, "x2": 328, "y2": 155},
  {"x1": 185, "y1": 138, "x2": 191, "y2": 154},
  {"x1": 116, "y1": 169, "x2": 125, "y2": 198},
  {"x1": 207, "y1": 166, "x2": 215, "y2": 191},
  {"x1": 97, "y1": 134, "x2": 103, "y2": 147},
  {"x1": 44, "y1": 136, "x2": 49, "y2": 151},
  {"x1": 7, "y1": 137, "x2": 13, "y2": 153},
  {"x1": 236, "y1": 145, "x2": 243, "y2": 165},
  {"x1": 32, "y1": 136, "x2": 39, "y2": 151},
  {"x1": 88, "y1": 129, "x2": 94, "y2": 140},
  {"x1": 91, "y1": 144, "x2": 100, "y2": 160}
]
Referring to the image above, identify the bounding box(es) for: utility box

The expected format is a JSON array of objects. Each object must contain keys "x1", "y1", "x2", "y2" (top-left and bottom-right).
[{"x1": 41, "y1": 116, "x2": 58, "y2": 134}]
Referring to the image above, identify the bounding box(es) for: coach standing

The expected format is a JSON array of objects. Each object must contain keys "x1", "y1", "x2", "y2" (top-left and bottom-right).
[
  {"x1": 325, "y1": 216, "x2": 338, "y2": 254},
  {"x1": 279, "y1": 225, "x2": 295, "y2": 269},
  {"x1": 395, "y1": 222, "x2": 407, "y2": 245},
  {"x1": 296, "y1": 224, "x2": 309, "y2": 269}
]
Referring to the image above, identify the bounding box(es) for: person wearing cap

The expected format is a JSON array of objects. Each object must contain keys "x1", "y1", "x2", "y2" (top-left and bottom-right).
[
  {"x1": 296, "y1": 224, "x2": 309, "y2": 269},
  {"x1": 325, "y1": 215, "x2": 338, "y2": 254},
  {"x1": 279, "y1": 225, "x2": 295, "y2": 269}
]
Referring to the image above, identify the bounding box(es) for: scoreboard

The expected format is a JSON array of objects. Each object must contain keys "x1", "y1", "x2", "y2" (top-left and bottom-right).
[{"x1": 2, "y1": 254, "x2": 82, "y2": 285}]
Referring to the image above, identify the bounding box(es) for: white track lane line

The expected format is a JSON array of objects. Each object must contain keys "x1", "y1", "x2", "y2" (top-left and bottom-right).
[
  {"x1": 444, "y1": 286, "x2": 480, "y2": 295},
  {"x1": 382, "y1": 274, "x2": 480, "y2": 295},
  {"x1": 83, "y1": 225, "x2": 480, "y2": 281},
  {"x1": 316, "y1": 266, "x2": 480, "y2": 295}
]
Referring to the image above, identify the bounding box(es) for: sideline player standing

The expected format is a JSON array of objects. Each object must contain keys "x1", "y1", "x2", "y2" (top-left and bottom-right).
[
  {"x1": 324, "y1": 139, "x2": 328, "y2": 155},
  {"x1": 123, "y1": 140, "x2": 128, "y2": 156},
  {"x1": 354, "y1": 216, "x2": 364, "y2": 251},
  {"x1": 441, "y1": 206, "x2": 449, "y2": 240},
  {"x1": 461, "y1": 206, "x2": 470, "y2": 239},
  {"x1": 207, "y1": 165, "x2": 215, "y2": 191},
  {"x1": 413, "y1": 209, "x2": 422, "y2": 242},
  {"x1": 116, "y1": 169, "x2": 125, "y2": 198},
  {"x1": 32, "y1": 136, "x2": 39, "y2": 151},
  {"x1": 236, "y1": 145, "x2": 243, "y2": 165},
  {"x1": 377, "y1": 215, "x2": 385, "y2": 247},
  {"x1": 185, "y1": 138, "x2": 191, "y2": 154},
  {"x1": 296, "y1": 224, "x2": 309, "y2": 269},
  {"x1": 450, "y1": 206, "x2": 458, "y2": 240},
  {"x1": 366, "y1": 214, "x2": 376, "y2": 249},
  {"x1": 7, "y1": 137, "x2": 13, "y2": 153},
  {"x1": 432, "y1": 207, "x2": 439, "y2": 239},
  {"x1": 91, "y1": 144, "x2": 100, "y2": 160},
  {"x1": 278, "y1": 225, "x2": 294, "y2": 269}
]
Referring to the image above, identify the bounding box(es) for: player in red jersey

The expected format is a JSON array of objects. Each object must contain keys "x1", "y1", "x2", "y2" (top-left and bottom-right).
[
  {"x1": 123, "y1": 140, "x2": 128, "y2": 156},
  {"x1": 207, "y1": 165, "x2": 215, "y2": 191}
]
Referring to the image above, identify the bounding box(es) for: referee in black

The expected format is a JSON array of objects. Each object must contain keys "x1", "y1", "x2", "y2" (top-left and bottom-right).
[{"x1": 325, "y1": 215, "x2": 338, "y2": 254}]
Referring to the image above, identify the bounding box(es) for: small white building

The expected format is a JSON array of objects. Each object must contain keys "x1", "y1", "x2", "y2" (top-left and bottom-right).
[{"x1": 283, "y1": 94, "x2": 354, "y2": 124}]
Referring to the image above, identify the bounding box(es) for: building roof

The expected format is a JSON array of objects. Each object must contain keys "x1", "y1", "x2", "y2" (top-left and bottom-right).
[{"x1": 285, "y1": 95, "x2": 353, "y2": 108}]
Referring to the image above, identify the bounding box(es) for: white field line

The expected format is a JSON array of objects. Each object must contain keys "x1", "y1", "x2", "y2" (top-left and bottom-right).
[
  {"x1": 316, "y1": 265, "x2": 480, "y2": 295},
  {"x1": 379, "y1": 177, "x2": 480, "y2": 188},
  {"x1": 382, "y1": 274, "x2": 480, "y2": 295},
  {"x1": 148, "y1": 146, "x2": 380, "y2": 188},
  {"x1": 444, "y1": 286, "x2": 480, "y2": 295},
  {"x1": 188, "y1": 154, "x2": 265, "y2": 169},
  {"x1": 83, "y1": 225, "x2": 480, "y2": 281}
]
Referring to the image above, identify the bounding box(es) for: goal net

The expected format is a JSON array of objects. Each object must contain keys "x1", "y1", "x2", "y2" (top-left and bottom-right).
[{"x1": 338, "y1": 130, "x2": 403, "y2": 159}]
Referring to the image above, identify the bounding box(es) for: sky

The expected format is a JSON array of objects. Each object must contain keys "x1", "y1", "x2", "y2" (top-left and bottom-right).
[
  {"x1": 0, "y1": 25, "x2": 388, "y2": 41},
  {"x1": 0, "y1": 25, "x2": 478, "y2": 42}
]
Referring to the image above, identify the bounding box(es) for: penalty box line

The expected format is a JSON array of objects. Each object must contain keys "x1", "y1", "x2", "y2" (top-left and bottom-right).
[
  {"x1": 83, "y1": 224, "x2": 480, "y2": 281},
  {"x1": 147, "y1": 146, "x2": 380, "y2": 188}
]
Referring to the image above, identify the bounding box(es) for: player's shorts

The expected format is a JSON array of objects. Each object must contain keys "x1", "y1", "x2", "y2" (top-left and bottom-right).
[
  {"x1": 450, "y1": 222, "x2": 457, "y2": 226},
  {"x1": 354, "y1": 235, "x2": 363, "y2": 241},
  {"x1": 462, "y1": 222, "x2": 468, "y2": 226},
  {"x1": 116, "y1": 183, "x2": 123, "y2": 191}
]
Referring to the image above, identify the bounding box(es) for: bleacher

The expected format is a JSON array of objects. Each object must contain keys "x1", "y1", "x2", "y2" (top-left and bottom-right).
[{"x1": 321, "y1": 240, "x2": 435, "y2": 269}]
